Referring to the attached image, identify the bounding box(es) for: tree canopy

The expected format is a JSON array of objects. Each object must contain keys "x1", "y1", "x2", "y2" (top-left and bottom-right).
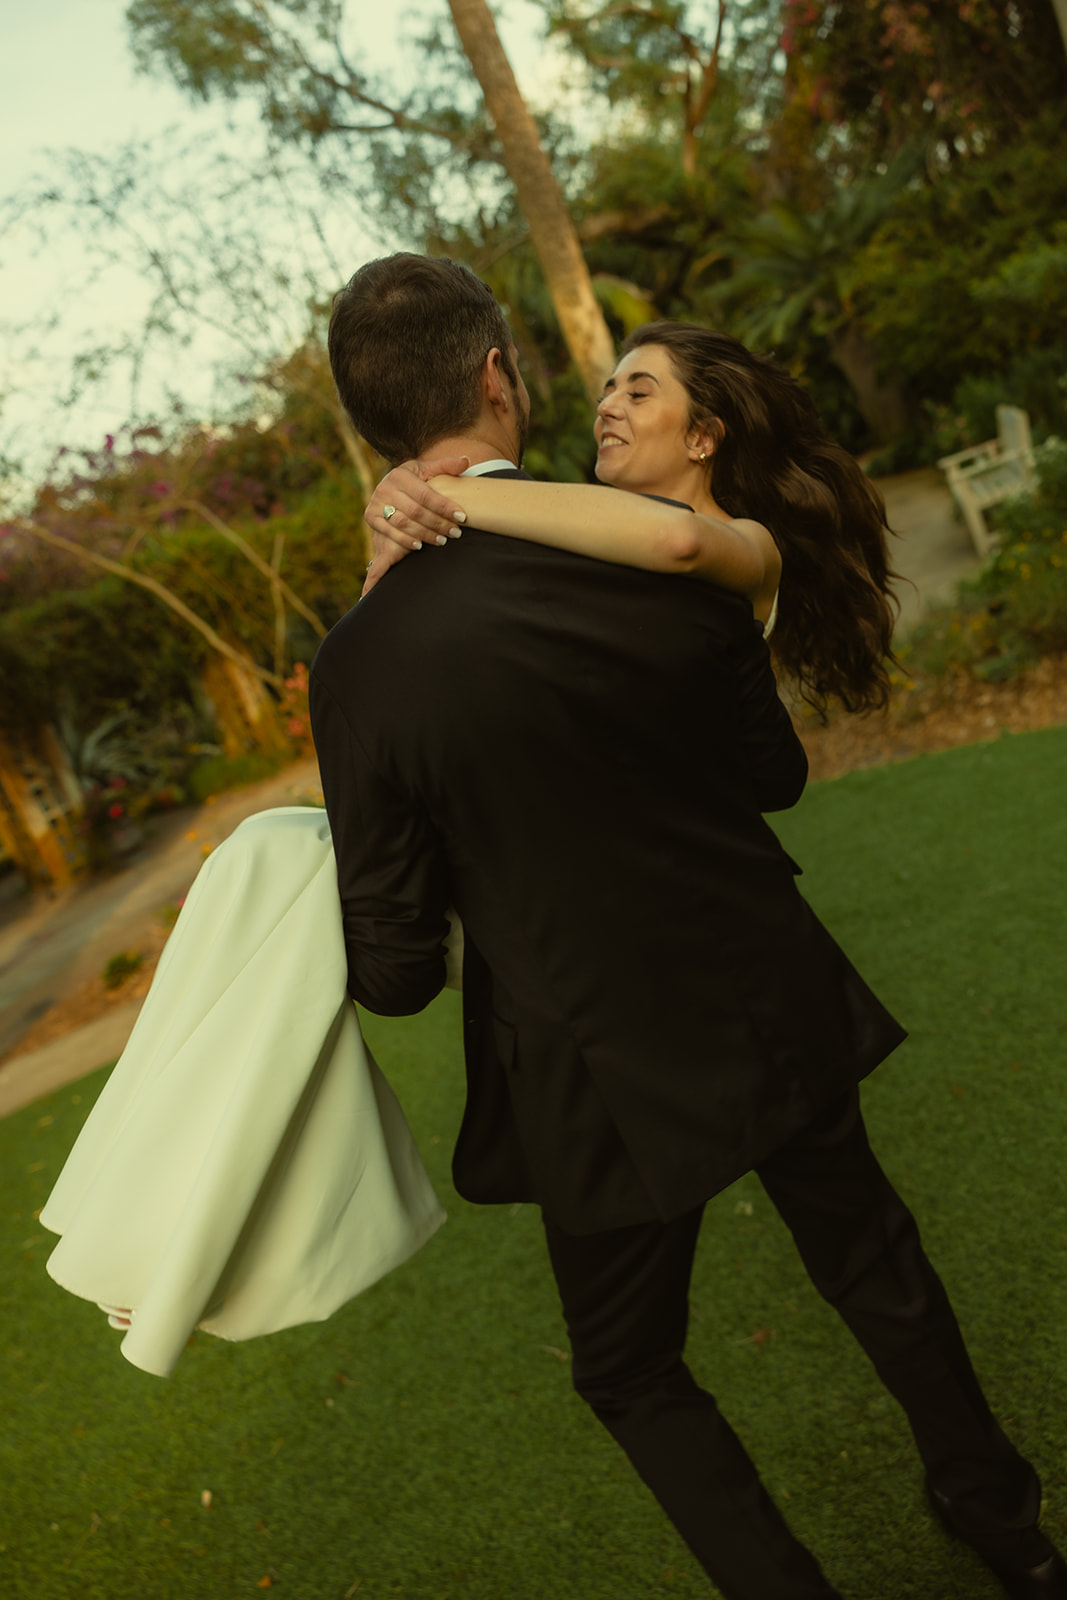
[{"x1": 3, "y1": 0, "x2": 1067, "y2": 773}]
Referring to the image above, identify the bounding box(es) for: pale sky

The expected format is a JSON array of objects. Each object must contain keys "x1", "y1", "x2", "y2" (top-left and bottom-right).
[{"x1": 0, "y1": 0, "x2": 569, "y2": 490}]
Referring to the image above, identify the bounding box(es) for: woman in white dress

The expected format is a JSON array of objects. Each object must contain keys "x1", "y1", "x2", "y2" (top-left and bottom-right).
[{"x1": 41, "y1": 323, "x2": 897, "y2": 1377}]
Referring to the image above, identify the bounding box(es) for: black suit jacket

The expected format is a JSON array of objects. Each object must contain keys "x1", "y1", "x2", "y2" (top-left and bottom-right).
[{"x1": 310, "y1": 473, "x2": 905, "y2": 1232}]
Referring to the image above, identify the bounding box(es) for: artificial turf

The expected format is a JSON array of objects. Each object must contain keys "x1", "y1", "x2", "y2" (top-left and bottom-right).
[{"x1": 2, "y1": 723, "x2": 1066, "y2": 1600}]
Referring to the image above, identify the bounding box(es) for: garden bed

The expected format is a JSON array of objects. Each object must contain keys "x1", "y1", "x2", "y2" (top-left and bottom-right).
[{"x1": 797, "y1": 653, "x2": 1067, "y2": 781}]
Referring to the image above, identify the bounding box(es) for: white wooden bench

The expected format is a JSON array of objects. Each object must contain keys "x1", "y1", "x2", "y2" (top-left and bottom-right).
[{"x1": 937, "y1": 405, "x2": 1036, "y2": 557}]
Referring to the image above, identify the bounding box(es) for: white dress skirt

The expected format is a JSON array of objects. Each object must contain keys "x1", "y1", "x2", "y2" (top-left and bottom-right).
[{"x1": 40, "y1": 806, "x2": 447, "y2": 1378}]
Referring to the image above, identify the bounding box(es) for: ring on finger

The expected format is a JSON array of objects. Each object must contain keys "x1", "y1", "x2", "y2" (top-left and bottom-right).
[{"x1": 382, "y1": 505, "x2": 397, "y2": 520}]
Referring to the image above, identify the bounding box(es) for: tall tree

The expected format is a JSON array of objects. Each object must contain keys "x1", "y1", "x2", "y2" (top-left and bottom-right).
[
  {"x1": 446, "y1": 0, "x2": 614, "y2": 402},
  {"x1": 126, "y1": 0, "x2": 615, "y2": 404},
  {"x1": 547, "y1": 1, "x2": 780, "y2": 179}
]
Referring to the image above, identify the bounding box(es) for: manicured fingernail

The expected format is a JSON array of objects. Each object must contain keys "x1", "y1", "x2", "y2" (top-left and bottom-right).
[
  {"x1": 412, "y1": 540, "x2": 422, "y2": 550},
  {"x1": 449, "y1": 526, "x2": 462, "y2": 539},
  {"x1": 436, "y1": 534, "x2": 448, "y2": 546},
  {"x1": 454, "y1": 511, "x2": 467, "y2": 523}
]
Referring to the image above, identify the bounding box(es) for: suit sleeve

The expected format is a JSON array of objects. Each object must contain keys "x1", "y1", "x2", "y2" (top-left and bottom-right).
[
  {"x1": 309, "y1": 668, "x2": 451, "y2": 1015},
  {"x1": 728, "y1": 618, "x2": 808, "y2": 813}
]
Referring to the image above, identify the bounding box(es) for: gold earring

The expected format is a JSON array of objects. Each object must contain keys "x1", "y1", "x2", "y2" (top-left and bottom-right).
[{"x1": 699, "y1": 451, "x2": 707, "y2": 462}]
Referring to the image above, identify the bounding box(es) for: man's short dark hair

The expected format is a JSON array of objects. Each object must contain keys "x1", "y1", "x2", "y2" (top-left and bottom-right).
[{"x1": 327, "y1": 254, "x2": 519, "y2": 463}]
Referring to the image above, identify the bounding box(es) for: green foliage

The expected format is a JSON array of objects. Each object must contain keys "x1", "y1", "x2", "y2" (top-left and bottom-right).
[
  {"x1": 780, "y1": 0, "x2": 1067, "y2": 170},
  {"x1": 855, "y1": 117, "x2": 1067, "y2": 436},
  {"x1": 0, "y1": 365, "x2": 366, "y2": 779},
  {"x1": 187, "y1": 750, "x2": 283, "y2": 802},
  {"x1": 0, "y1": 577, "x2": 204, "y2": 737},
  {"x1": 523, "y1": 369, "x2": 598, "y2": 483},
  {"x1": 125, "y1": 0, "x2": 498, "y2": 245},
  {"x1": 102, "y1": 951, "x2": 144, "y2": 990},
  {"x1": 700, "y1": 149, "x2": 924, "y2": 347},
  {"x1": 547, "y1": 0, "x2": 779, "y2": 130},
  {"x1": 898, "y1": 440, "x2": 1067, "y2": 683}
]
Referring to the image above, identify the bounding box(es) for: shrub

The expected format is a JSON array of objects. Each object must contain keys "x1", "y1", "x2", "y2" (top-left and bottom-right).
[
  {"x1": 278, "y1": 662, "x2": 315, "y2": 759},
  {"x1": 187, "y1": 751, "x2": 282, "y2": 803},
  {"x1": 102, "y1": 951, "x2": 144, "y2": 990},
  {"x1": 898, "y1": 439, "x2": 1067, "y2": 683}
]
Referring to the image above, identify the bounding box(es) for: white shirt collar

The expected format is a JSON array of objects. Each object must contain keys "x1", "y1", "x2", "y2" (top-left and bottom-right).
[{"x1": 462, "y1": 458, "x2": 518, "y2": 476}]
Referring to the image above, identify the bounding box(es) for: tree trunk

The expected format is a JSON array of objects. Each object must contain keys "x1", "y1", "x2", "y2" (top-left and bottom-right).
[
  {"x1": 1053, "y1": 0, "x2": 1067, "y2": 62},
  {"x1": 447, "y1": 0, "x2": 616, "y2": 405},
  {"x1": 826, "y1": 319, "x2": 910, "y2": 446}
]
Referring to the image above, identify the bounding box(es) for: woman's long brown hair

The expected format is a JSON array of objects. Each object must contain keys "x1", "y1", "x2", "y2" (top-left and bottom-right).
[{"x1": 622, "y1": 322, "x2": 901, "y2": 716}]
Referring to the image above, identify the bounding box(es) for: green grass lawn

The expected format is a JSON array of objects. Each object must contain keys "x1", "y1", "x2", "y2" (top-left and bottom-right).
[{"x1": 3, "y1": 724, "x2": 1067, "y2": 1600}]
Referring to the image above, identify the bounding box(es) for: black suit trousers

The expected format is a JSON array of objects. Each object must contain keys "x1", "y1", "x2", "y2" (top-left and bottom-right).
[{"x1": 543, "y1": 1089, "x2": 1041, "y2": 1600}]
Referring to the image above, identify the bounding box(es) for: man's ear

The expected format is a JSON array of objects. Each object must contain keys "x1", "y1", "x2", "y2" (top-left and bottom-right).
[{"x1": 483, "y1": 347, "x2": 509, "y2": 414}]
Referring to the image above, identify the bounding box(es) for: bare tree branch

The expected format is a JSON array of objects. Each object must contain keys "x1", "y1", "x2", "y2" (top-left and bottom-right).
[
  {"x1": 176, "y1": 499, "x2": 327, "y2": 637},
  {"x1": 17, "y1": 519, "x2": 283, "y2": 688}
]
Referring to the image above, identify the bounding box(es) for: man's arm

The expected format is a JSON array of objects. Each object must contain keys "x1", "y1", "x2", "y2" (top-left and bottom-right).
[
  {"x1": 309, "y1": 669, "x2": 452, "y2": 1015},
  {"x1": 728, "y1": 617, "x2": 808, "y2": 813}
]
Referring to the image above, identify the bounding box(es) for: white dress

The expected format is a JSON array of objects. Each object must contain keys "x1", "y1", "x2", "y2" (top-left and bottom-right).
[{"x1": 40, "y1": 806, "x2": 447, "y2": 1378}]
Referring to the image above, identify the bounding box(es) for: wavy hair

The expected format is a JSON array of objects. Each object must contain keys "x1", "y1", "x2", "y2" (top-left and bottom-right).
[{"x1": 622, "y1": 322, "x2": 902, "y2": 715}]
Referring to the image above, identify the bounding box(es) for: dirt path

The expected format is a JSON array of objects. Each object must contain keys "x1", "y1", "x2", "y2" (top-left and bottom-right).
[
  {"x1": 879, "y1": 465, "x2": 983, "y2": 632},
  {"x1": 0, "y1": 759, "x2": 321, "y2": 1112}
]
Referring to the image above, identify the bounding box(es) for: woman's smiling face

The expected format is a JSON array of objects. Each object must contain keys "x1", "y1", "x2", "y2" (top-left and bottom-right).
[{"x1": 594, "y1": 344, "x2": 704, "y2": 499}]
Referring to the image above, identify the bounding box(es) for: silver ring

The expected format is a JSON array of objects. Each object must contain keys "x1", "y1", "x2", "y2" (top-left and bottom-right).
[{"x1": 382, "y1": 504, "x2": 397, "y2": 520}]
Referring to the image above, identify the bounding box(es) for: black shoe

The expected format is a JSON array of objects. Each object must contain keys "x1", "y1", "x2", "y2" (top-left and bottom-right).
[{"x1": 928, "y1": 1484, "x2": 1067, "y2": 1599}]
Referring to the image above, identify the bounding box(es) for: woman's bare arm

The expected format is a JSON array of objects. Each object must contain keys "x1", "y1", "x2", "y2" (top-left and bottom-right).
[
  {"x1": 361, "y1": 460, "x2": 780, "y2": 613},
  {"x1": 430, "y1": 474, "x2": 775, "y2": 601}
]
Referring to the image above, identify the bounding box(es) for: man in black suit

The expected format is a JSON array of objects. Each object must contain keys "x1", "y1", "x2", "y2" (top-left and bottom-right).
[{"x1": 310, "y1": 253, "x2": 1064, "y2": 1599}]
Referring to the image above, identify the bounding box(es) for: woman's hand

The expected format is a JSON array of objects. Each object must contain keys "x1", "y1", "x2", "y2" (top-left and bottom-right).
[{"x1": 362, "y1": 456, "x2": 469, "y2": 597}]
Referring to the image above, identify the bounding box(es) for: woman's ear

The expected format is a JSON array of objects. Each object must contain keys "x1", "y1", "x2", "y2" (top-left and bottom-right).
[
  {"x1": 686, "y1": 427, "x2": 715, "y2": 464},
  {"x1": 686, "y1": 417, "x2": 724, "y2": 463}
]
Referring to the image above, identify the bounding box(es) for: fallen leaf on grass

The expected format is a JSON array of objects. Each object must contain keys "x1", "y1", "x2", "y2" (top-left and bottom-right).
[
  {"x1": 257, "y1": 1577, "x2": 273, "y2": 1589},
  {"x1": 540, "y1": 1345, "x2": 570, "y2": 1363},
  {"x1": 733, "y1": 1326, "x2": 775, "y2": 1347},
  {"x1": 200, "y1": 1490, "x2": 212, "y2": 1509}
]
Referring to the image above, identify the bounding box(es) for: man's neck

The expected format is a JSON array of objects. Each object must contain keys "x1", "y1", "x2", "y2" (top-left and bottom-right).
[{"x1": 429, "y1": 434, "x2": 518, "y2": 470}]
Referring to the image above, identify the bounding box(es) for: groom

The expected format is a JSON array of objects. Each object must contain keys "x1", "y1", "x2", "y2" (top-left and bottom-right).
[{"x1": 309, "y1": 253, "x2": 1064, "y2": 1600}]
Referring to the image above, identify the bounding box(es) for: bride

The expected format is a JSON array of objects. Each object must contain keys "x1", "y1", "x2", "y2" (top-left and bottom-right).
[
  {"x1": 361, "y1": 321, "x2": 899, "y2": 717},
  {"x1": 40, "y1": 321, "x2": 897, "y2": 1377}
]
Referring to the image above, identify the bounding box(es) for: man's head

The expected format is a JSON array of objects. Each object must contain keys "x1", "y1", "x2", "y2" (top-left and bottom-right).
[{"x1": 328, "y1": 253, "x2": 529, "y2": 464}]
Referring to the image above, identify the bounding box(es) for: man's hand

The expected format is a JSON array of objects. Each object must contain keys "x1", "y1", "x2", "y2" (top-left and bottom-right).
[{"x1": 362, "y1": 456, "x2": 470, "y2": 597}]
